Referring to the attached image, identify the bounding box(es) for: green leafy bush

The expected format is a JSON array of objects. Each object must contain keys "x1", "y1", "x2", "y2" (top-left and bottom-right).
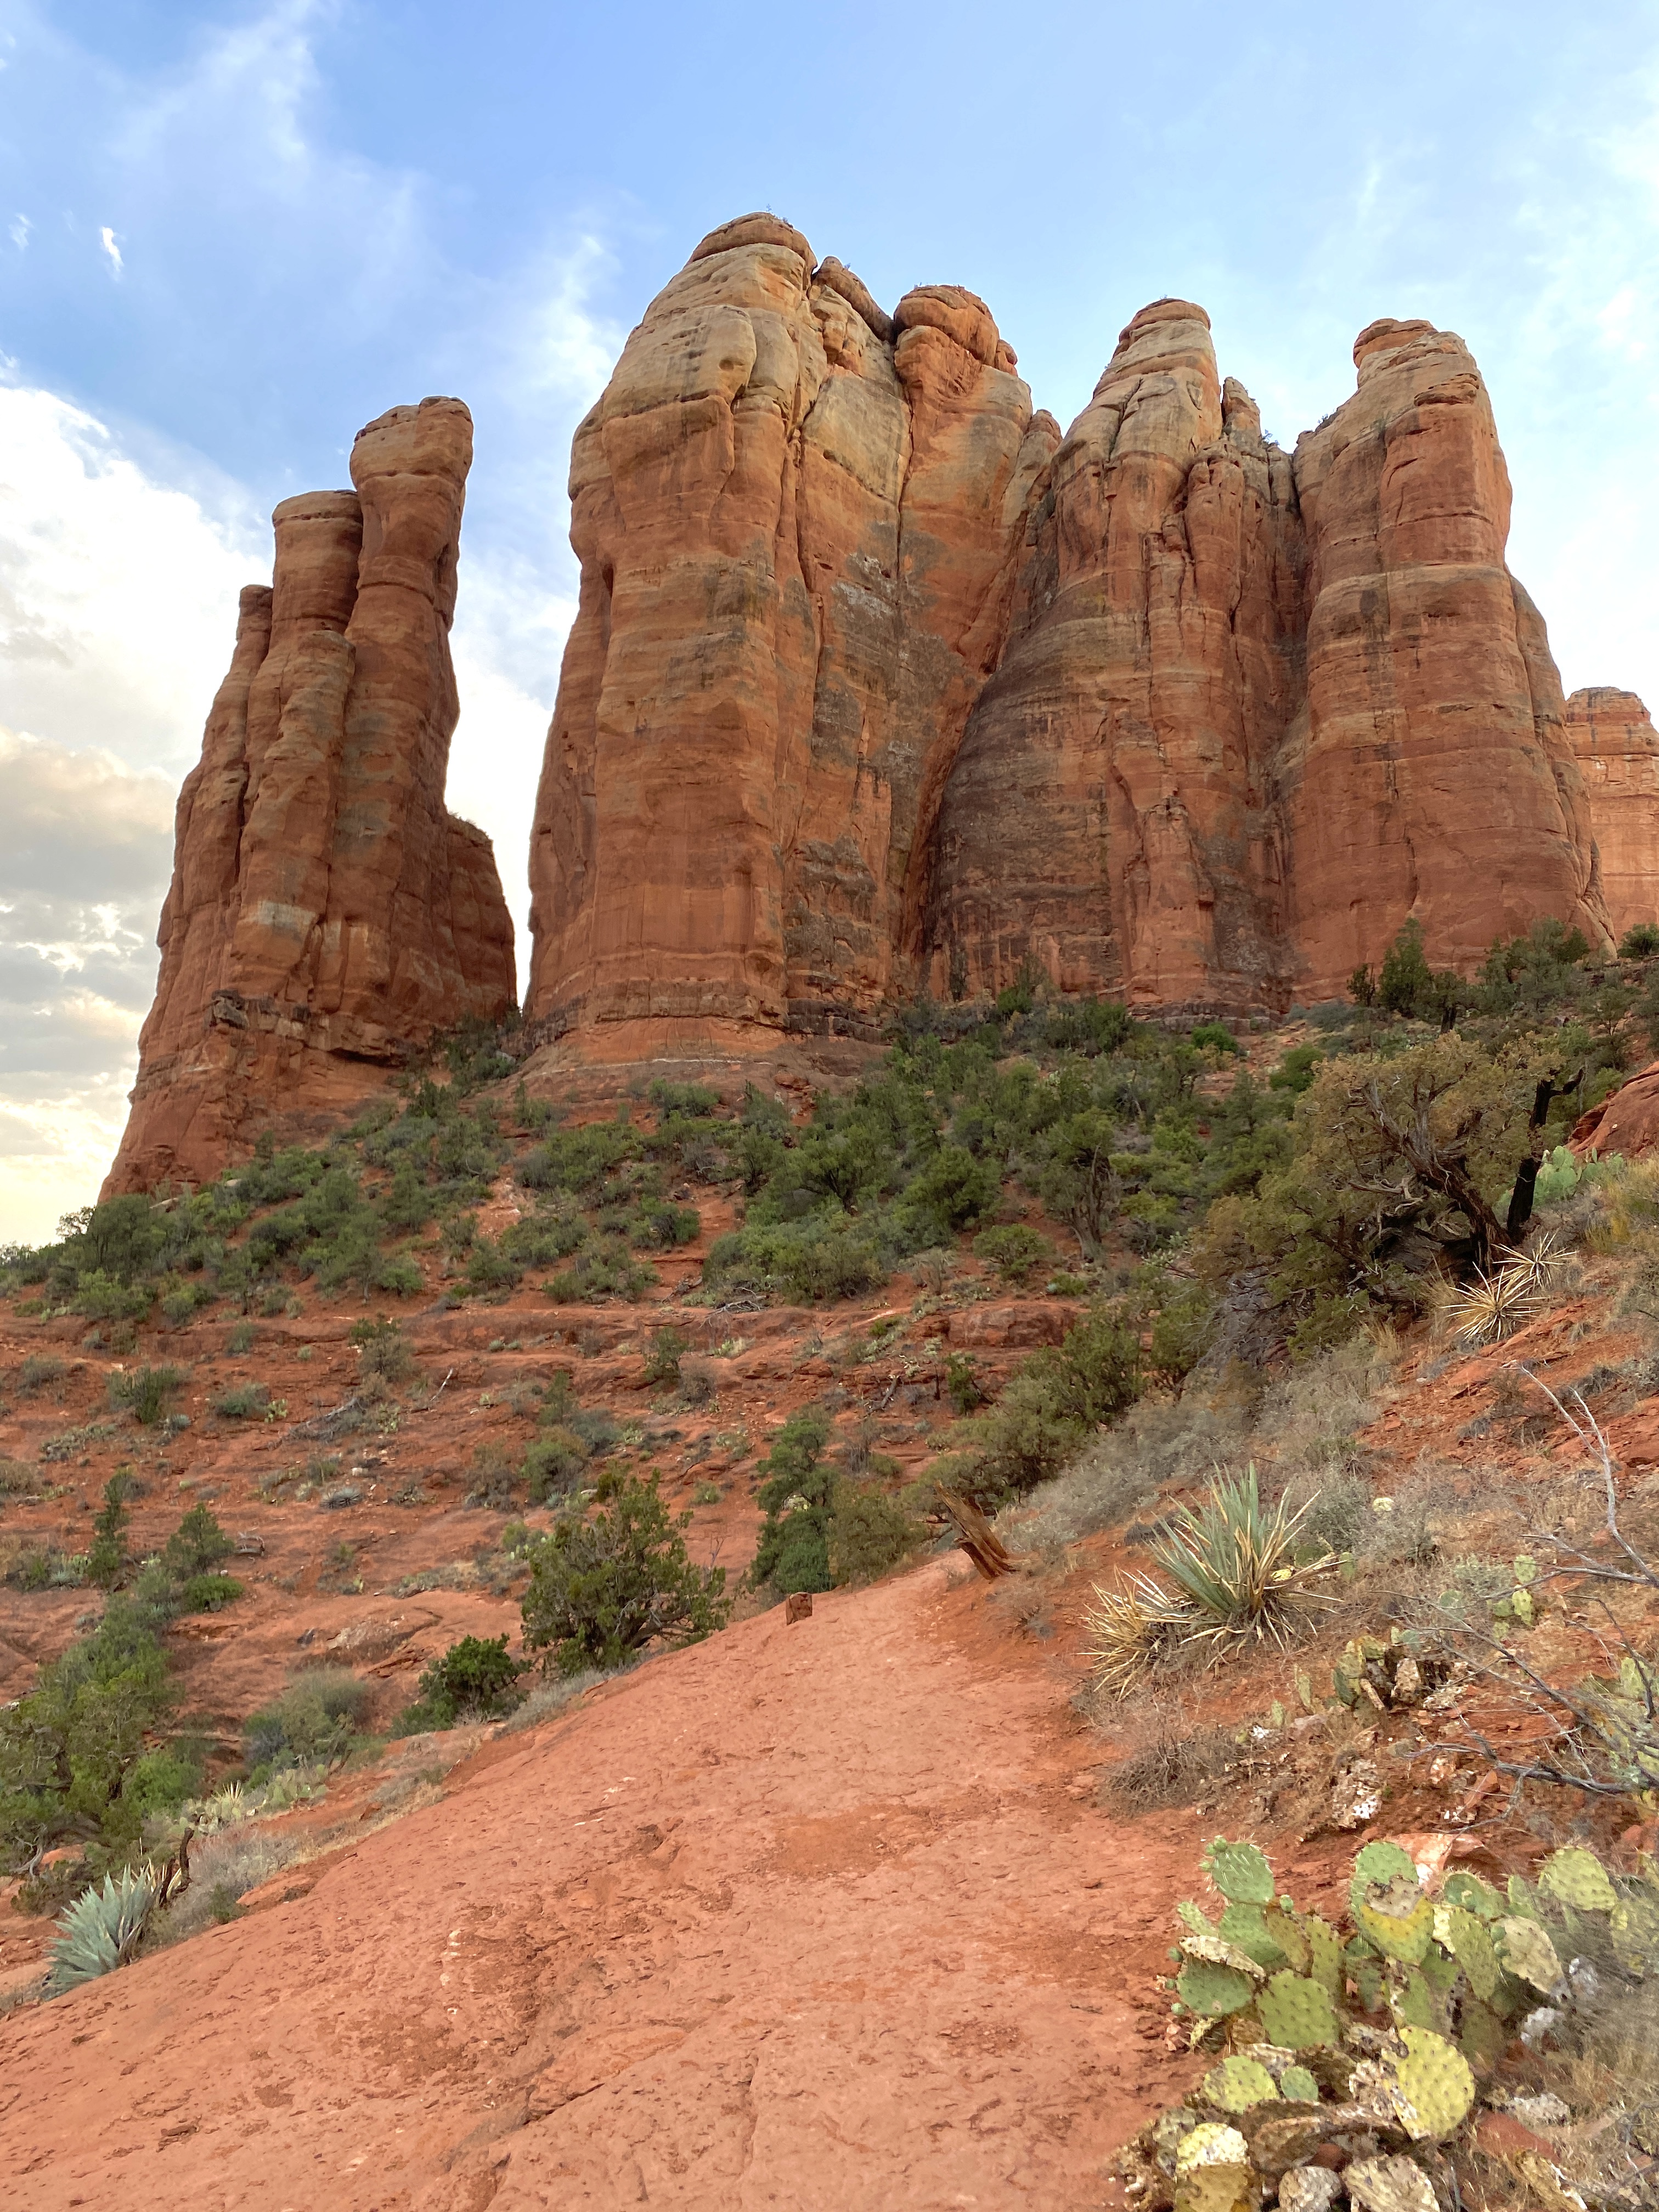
[
  {"x1": 397, "y1": 1635, "x2": 524, "y2": 1731},
  {"x1": 829, "y1": 1482, "x2": 923, "y2": 1586},
  {"x1": 107, "y1": 1363, "x2": 187, "y2": 1426},
  {"x1": 84, "y1": 1471, "x2": 132, "y2": 1591},
  {"x1": 973, "y1": 1223, "x2": 1053, "y2": 1284},
  {"x1": 749, "y1": 1408, "x2": 836, "y2": 1593},
  {"x1": 212, "y1": 1381, "x2": 272, "y2": 1420},
  {"x1": 521, "y1": 1471, "x2": 730, "y2": 1674},
  {"x1": 524, "y1": 1426, "x2": 588, "y2": 1503},
  {"x1": 643, "y1": 1326, "x2": 687, "y2": 1386},
  {"x1": 245, "y1": 1668, "x2": 371, "y2": 1773},
  {"x1": 1618, "y1": 921, "x2": 1659, "y2": 960},
  {"x1": 938, "y1": 1302, "x2": 1142, "y2": 1509}
]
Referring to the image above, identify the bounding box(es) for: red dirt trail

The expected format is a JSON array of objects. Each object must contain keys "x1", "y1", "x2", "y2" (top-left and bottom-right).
[{"x1": 0, "y1": 1556, "x2": 1197, "y2": 2209}]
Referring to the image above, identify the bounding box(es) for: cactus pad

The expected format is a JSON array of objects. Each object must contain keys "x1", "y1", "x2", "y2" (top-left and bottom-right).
[
  {"x1": 1497, "y1": 1915, "x2": 1562, "y2": 1993},
  {"x1": 1389, "y1": 2025, "x2": 1475, "y2": 2140},
  {"x1": 1178, "y1": 1960, "x2": 1256, "y2": 2017},
  {"x1": 1352, "y1": 1872, "x2": 1434, "y2": 1963},
  {"x1": 1204, "y1": 2055, "x2": 1280, "y2": 2113},
  {"x1": 1457, "y1": 1995, "x2": 1508, "y2": 2072},
  {"x1": 1611, "y1": 1893, "x2": 1659, "y2": 1976},
  {"x1": 1306, "y1": 1915, "x2": 1343, "y2": 1997},
  {"x1": 1220, "y1": 1902, "x2": 1290, "y2": 1968},
  {"x1": 1256, "y1": 1970, "x2": 1341, "y2": 2050},
  {"x1": 1539, "y1": 1847, "x2": 1616, "y2": 1914},
  {"x1": 1279, "y1": 2066, "x2": 1319, "y2": 2103},
  {"x1": 1441, "y1": 1870, "x2": 1503, "y2": 1920},
  {"x1": 1352, "y1": 1840, "x2": 1417, "y2": 1890},
  {"x1": 1436, "y1": 1905, "x2": 1500, "y2": 2002},
  {"x1": 1205, "y1": 1838, "x2": 1276, "y2": 1904},
  {"x1": 1390, "y1": 1966, "x2": 1436, "y2": 2032},
  {"x1": 1183, "y1": 1931, "x2": 1266, "y2": 1977}
]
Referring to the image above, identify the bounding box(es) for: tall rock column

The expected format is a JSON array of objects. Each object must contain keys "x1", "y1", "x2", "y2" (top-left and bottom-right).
[
  {"x1": 106, "y1": 398, "x2": 516, "y2": 1193},
  {"x1": 923, "y1": 301, "x2": 1305, "y2": 1008},
  {"x1": 524, "y1": 216, "x2": 1041, "y2": 1047},
  {"x1": 1566, "y1": 687, "x2": 1659, "y2": 945},
  {"x1": 1284, "y1": 320, "x2": 1610, "y2": 992}
]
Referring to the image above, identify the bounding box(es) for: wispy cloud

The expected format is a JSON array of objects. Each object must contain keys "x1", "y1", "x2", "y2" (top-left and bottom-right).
[{"x1": 98, "y1": 223, "x2": 122, "y2": 274}]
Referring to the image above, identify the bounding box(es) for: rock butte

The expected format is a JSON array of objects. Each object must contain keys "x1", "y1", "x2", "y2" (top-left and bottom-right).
[
  {"x1": 1566, "y1": 687, "x2": 1659, "y2": 946},
  {"x1": 522, "y1": 216, "x2": 1625, "y2": 1062},
  {"x1": 106, "y1": 398, "x2": 516, "y2": 1193},
  {"x1": 111, "y1": 218, "x2": 1656, "y2": 1187}
]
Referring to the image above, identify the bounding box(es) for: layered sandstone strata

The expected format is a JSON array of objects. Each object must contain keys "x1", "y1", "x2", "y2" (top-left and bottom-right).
[
  {"x1": 1566, "y1": 687, "x2": 1659, "y2": 944},
  {"x1": 108, "y1": 399, "x2": 515, "y2": 1192},
  {"x1": 525, "y1": 222, "x2": 1613, "y2": 1040},
  {"x1": 524, "y1": 213, "x2": 1052, "y2": 1043}
]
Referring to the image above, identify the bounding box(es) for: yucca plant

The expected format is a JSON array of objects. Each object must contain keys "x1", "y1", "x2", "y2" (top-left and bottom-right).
[
  {"x1": 45, "y1": 1866, "x2": 160, "y2": 1994},
  {"x1": 1147, "y1": 1466, "x2": 1333, "y2": 1653},
  {"x1": 1444, "y1": 1263, "x2": 1545, "y2": 1349},
  {"x1": 1083, "y1": 1574, "x2": 1196, "y2": 1697}
]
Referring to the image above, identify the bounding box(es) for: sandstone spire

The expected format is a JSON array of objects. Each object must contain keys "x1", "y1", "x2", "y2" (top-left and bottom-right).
[
  {"x1": 1566, "y1": 687, "x2": 1659, "y2": 945},
  {"x1": 106, "y1": 398, "x2": 515, "y2": 1192}
]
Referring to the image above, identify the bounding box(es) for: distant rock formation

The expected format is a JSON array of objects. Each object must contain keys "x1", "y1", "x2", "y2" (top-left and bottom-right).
[
  {"x1": 1566, "y1": 687, "x2": 1659, "y2": 945},
  {"x1": 106, "y1": 398, "x2": 515, "y2": 1192},
  {"x1": 524, "y1": 219, "x2": 1615, "y2": 1045}
]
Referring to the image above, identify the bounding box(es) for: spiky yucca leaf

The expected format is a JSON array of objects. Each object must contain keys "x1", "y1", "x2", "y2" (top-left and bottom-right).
[
  {"x1": 1084, "y1": 1574, "x2": 1197, "y2": 1697},
  {"x1": 1143, "y1": 1465, "x2": 1334, "y2": 1653},
  {"x1": 46, "y1": 1866, "x2": 159, "y2": 1994},
  {"x1": 1446, "y1": 1263, "x2": 1545, "y2": 1350}
]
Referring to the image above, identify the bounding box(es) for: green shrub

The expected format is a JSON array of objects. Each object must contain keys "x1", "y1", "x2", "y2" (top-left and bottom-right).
[
  {"x1": 84, "y1": 1471, "x2": 132, "y2": 1591},
  {"x1": 1190, "y1": 1022, "x2": 1240, "y2": 1056},
  {"x1": 352, "y1": 1317, "x2": 414, "y2": 1385},
  {"x1": 829, "y1": 1483, "x2": 923, "y2": 1586},
  {"x1": 107, "y1": 1363, "x2": 187, "y2": 1426},
  {"x1": 520, "y1": 1471, "x2": 730, "y2": 1674},
  {"x1": 15, "y1": 1354, "x2": 66, "y2": 1395},
  {"x1": 179, "y1": 1572, "x2": 243, "y2": 1612},
  {"x1": 973, "y1": 1223, "x2": 1053, "y2": 1285},
  {"x1": 544, "y1": 1238, "x2": 652, "y2": 1302},
  {"x1": 643, "y1": 1327, "x2": 687, "y2": 1387},
  {"x1": 945, "y1": 1351, "x2": 984, "y2": 1415},
  {"x1": 245, "y1": 1668, "x2": 370, "y2": 1772},
  {"x1": 938, "y1": 1302, "x2": 1142, "y2": 1509},
  {"x1": 748, "y1": 1406, "x2": 836, "y2": 1595},
  {"x1": 1619, "y1": 921, "x2": 1659, "y2": 960},
  {"x1": 71, "y1": 1271, "x2": 153, "y2": 1324},
  {"x1": 212, "y1": 1381, "x2": 271, "y2": 1420},
  {"x1": 397, "y1": 1635, "x2": 524, "y2": 1731},
  {"x1": 524, "y1": 1426, "x2": 587, "y2": 1503},
  {"x1": 227, "y1": 1321, "x2": 256, "y2": 1353}
]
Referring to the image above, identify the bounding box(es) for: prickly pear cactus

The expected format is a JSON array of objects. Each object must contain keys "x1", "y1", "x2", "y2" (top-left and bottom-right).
[
  {"x1": 1611, "y1": 1892, "x2": 1659, "y2": 1976},
  {"x1": 1203, "y1": 2055, "x2": 1280, "y2": 2113},
  {"x1": 1353, "y1": 1839, "x2": 1417, "y2": 1889},
  {"x1": 1538, "y1": 1847, "x2": 1617, "y2": 1914},
  {"x1": 1352, "y1": 1871, "x2": 1434, "y2": 1963},
  {"x1": 1219, "y1": 1901, "x2": 1289, "y2": 1968},
  {"x1": 1279, "y1": 2066, "x2": 1319, "y2": 2103},
  {"x1": 1497, "y1": 1914, "x2": 1562, "y2": 1993},
  {"x1": 1435, "y1": 1904, "x2": 1500, "y2": 2003},
  {"x1": 1182, "y1": 1930, "x2": 1266, "y2": 1978},
  {"x1": 1305, "y1": 1915, "x2": 1342, "y2": 1997},
  {"x1": 1345, "y1": 2152, "x2": 1438, "y2": 2212},
  {"x1": 1177, "y1": 1959, "x2": 1256, "y2": 2018},
  {"x1": 1441, "y1": 1869, "x2": 1503, "y2": 1920},
  {"x1": 1174, "y1": 2120, "x2": 1252, "y2": 2212},
  {"x1": 1388, "y1": 2025, "x2": 1476, "y2": 2140},
  {"x1": 1204, "y1": 1837, "x2": 1275, "y2": 1904},
  {"x1": 1458, "y1": 1994, "x2": 1509, "y2": 2072},
  {"x1": 1390, "y1": 1965, "x2": 1437, "y2": 2032},
  {"x1": 1256, "y1": 1970, "x2": 1340, "y2": 2050}
]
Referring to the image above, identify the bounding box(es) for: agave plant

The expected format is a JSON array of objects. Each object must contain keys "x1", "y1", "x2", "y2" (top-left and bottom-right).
[
  {"x1": 46, "y1": 1866, "x2": 160, "y2": 1994},
  {"x1": 1143, "y1": 1465, "x2": 1334, "y2": 1656}
]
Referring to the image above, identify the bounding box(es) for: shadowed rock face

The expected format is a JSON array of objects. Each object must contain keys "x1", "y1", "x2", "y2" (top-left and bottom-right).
[
  {"x1": 1566, "y1": 687, "x2": 1659, "y2": 945},
  {"x1": 524, "y1": 223, "x2": 1613, "y2": 1042},
  {"x1": 107, "y1": 399, "x2": 515, "y2": 1192}
]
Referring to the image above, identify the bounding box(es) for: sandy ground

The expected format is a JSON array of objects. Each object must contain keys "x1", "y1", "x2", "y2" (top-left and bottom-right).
[{"x1": 0, "y1": 1555, "x2": 1201, "y2": 2210}]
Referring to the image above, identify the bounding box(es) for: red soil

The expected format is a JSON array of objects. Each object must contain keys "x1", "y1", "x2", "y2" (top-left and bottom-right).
[{"x1": 0, "y1": 1554, "x2": 1203, "y2": 2209}]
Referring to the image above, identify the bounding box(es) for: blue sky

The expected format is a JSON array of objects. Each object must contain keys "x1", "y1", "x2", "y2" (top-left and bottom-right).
[{"x1": 2, "y1": 0, "x2": 1657, "y2": 1239}]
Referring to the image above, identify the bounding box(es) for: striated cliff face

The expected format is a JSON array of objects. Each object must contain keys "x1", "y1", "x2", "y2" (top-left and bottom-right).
[
  {"x1": 1566, "y1": 687, "x2": 1659, "y2": 945},
  {"x1": 524, "y1": 222, "x2": 1613, "y2": 1044},
  {"x1": 108, "y1": 398, "x2": 515, "y2": 1193},
  {"x1": 524, "y1": 213, "x2": 1052, "y2": 1045}
]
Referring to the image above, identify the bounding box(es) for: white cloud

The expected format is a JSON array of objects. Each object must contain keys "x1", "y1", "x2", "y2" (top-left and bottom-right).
[
  {"x1": 98, "y1": 223, "x2": 122, "y2": 274},
  {"x1": 0, "y1": 381, "x2": 266, "y2": 775},
  {"x1": 10, "y1": 213, "x2": 29, "y2": 251},
  {"x1": 0, "y1": 729, "x2": 174, "y2": 1246}
]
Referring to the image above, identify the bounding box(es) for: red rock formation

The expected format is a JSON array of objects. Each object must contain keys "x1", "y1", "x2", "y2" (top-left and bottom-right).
[
  {"x1": 1284, "y1": 319, "x2": 1609, "y2": 996},
  {"x1": 526, "y1": 227, "x2": 1614, "y2": 1037},
  {"x1": 525, "y1": 215, "x2": 1047, "y2": 1048},
  {"x1": 108, "y1": 399, "x2": 515, "y2": 1192},
  {"x1": 1566, "y1": 687, "x2": 1659, "y2": 945}
]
